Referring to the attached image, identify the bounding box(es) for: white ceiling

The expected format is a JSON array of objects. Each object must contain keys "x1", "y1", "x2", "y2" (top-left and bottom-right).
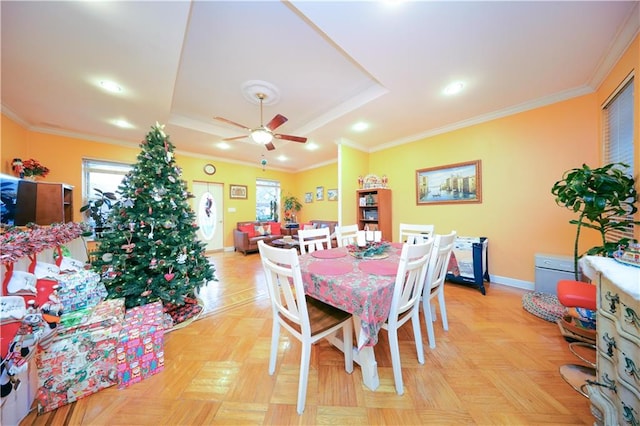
[{"x1": 2, "y1": 1, "x2": 638, "y2": 172}]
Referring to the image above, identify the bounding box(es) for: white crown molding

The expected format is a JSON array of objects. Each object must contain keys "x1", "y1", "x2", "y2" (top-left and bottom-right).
[
  {"x1": 372, "y1": 85, "x2": 594, "y2": 153},
  {"x1": 588, "y1": 2, "x2": 640, "y2": 90}
]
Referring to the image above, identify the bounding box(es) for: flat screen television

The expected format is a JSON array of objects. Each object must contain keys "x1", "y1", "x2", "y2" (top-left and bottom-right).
[{"x1": 0, "y1": 173, "x2": 20, "y2": 226}]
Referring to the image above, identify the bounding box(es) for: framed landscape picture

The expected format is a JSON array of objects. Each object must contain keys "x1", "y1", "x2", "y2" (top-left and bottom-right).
[
  {"x1": 305, "y1": 192, "x2": 313, "y2": 203},
  {"x1": 316, "y1": 186, "x2": 324, "y2": 201},
  {"x1": 416, "y1": 160, "x2": 482, "y2": 205},
  {"x1": 327, "y1": 189, "x2": 338, "y2": 201}
]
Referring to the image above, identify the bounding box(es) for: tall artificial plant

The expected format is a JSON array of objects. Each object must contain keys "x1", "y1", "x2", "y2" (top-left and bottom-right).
[{"x1": 551, "y1": 162, "x2": 638, "y2": 278}]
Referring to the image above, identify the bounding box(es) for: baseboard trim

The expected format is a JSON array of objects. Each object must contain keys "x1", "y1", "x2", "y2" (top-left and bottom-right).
[{"x1": 489, "y1": 274, "x2": 534, "y2": 291}]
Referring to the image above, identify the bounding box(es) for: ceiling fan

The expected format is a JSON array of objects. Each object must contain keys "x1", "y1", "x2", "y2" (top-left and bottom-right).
[{"x1": 213, "y1": 93, "x2": 307, "y2": 151}]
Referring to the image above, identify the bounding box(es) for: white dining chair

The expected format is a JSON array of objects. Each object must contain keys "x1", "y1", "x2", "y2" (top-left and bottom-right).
[
  {"x1": 422, "y1": 230, "x2": 457, "y2": 349},
  {"x1": 298, "y1": 227, "x2": 332, "y2": 254},
  {"x1": 334, "y1": 224, "x2": 359, "y2": 247},
  {"x1": 380, "y1": 239, "x2": 433, "y2": 395},
  {"x1": 257, "y1": 240, "x2": 353, "y2": 414},
  {"x1": 398, "y1": 223, "x2": 435, "y2": 244}
]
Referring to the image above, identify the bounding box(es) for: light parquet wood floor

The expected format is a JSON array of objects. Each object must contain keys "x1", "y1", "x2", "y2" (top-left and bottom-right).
[{"x1": 19, "y1": 251, "x2": 593, "y2": 425}]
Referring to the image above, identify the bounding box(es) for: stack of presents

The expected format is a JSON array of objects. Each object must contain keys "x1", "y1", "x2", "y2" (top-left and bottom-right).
[{"x1": 1, "y1": 241, "x2": 167, "y2": 425}]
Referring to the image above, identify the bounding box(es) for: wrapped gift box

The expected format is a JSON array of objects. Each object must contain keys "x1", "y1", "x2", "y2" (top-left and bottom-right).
[
  {"x1": 35, "y1": 299, "x2": 124, "y2": 413},
  {"x1": 117, "y1": 301, "x2": 165, "y2": 388},
  {"x1": 55, "y1": 269, "x2": 106, "y2": 313}
]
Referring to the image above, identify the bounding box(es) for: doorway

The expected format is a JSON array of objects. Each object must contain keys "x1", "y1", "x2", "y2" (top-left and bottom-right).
[{"x1": 192, "y1": 181, "x2": 224, "y2": 252}]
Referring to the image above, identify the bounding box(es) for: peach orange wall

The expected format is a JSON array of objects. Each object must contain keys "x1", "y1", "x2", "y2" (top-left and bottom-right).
[
  {"x1": 1, "y1": 115, "x2": 28, "y2": 165},
  {"x1": 369, "y1": 93, "x2": 600, "y2": 284},
  {"x1": 339, "y1": 144, "x2": 369, "y2": 226},
  {"x1": 0, "y1": 117, "x2": 297, "y2": 248},
  {"x1": 293, "y1": 162, "x2": 338, "y2": 223}
]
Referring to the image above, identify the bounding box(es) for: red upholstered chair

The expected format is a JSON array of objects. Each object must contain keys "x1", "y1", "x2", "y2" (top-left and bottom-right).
[
  {"x1": 556, "y1": 279, "x2": 597, "y2": 344},
  {"x1": 556, "y1": 279, "x2": 597, "y2": 398},
  {"x1": 557, "y1": 279, "x2": 597, "y2": 311}
]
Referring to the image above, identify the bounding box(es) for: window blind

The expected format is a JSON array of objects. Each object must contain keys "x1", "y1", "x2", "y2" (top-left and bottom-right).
[{"x1": 602, "y1": 76, "x2": 635, "y2": 243}]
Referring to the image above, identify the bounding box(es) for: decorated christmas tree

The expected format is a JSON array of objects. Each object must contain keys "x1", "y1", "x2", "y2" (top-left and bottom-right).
[{"x1": 91, "y1": 123, "x2": 215, "y2": 322}]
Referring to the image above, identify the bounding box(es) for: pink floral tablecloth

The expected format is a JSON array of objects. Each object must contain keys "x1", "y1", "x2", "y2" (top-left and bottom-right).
[{"x1": 299, "y1": 246, "x2": 400, "y2": 348}]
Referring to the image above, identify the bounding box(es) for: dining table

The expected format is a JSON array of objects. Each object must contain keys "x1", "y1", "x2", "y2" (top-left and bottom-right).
[{"x1": 299, "y1": 242, "x2": 404, "y2": 391}]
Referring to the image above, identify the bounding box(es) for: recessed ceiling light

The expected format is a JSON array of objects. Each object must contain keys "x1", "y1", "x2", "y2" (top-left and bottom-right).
[
  {"x1": 277, "y1": 155, "x2": 287, "y2": 162},
  {"x1": 305, "y1": 142, "x2": 319, "y2": 151},
  {"x1": 216, "y1": 142, "x2": 231, "y2": 150},
  {"x1": 100, "y1": 80, "x2": 123, "y2": 93},
  {"x1": 443, "y1": 81, "x2": 465, "y2": 95},
  {"x1": 112, "y1": 119, "x2": 134, "y2": 128},
  {"x1": 352, "y1": 122, "x2": 369, "y2": 132}
]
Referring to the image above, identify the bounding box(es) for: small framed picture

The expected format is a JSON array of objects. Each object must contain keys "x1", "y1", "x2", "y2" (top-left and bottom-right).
[
  {"x1": 230, "y1": 184, "x2": 247, "y2": 200},
  {"x1": 327, "y1": 189, "x2": 338, "y2": 201},
  {"x1": 305, "y1": 192, "x2": 313, "y2": 203},
  {"x1": 316, "y1": 186, "x2": 324, "y2": 201}
]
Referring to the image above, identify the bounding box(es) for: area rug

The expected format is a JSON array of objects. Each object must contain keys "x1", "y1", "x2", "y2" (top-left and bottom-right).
[{"x1": 522, "y1": 291, "x2": 565, "y2": 323}]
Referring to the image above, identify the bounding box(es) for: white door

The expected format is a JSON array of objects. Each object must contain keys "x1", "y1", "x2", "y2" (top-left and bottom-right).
[{"x1": 192, "y1": 181, "x2": 223, "y2": 252}]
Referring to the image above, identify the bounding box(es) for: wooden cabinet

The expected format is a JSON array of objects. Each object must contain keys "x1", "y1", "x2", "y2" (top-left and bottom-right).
[
  {"x1": 14, "y1": 181, "x2": 73, "y2": 225},
  {"x1": 356, "y1": 188, "x2": 392, "y2": 241},
  {"x1": 580, "y1": 256, "x2": 640, "y2": 425}
]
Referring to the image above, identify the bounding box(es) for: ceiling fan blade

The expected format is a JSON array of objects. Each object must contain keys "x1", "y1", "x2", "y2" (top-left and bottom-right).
[
  {"x1": 275, "y1": 134, "x2": 307, "y2": 143},
  {"x1": 213, "y1": 116, "x2": 251, "y2": 131},
  {"x1": 265, "y1": 142, "x2": 276, "y2": 151},
  {"x1": 222, "y1": 135, "x2": 248, "y2": 141},
  {"x1": 266, "y1": 114, "x2": 288, "y2": 131}
]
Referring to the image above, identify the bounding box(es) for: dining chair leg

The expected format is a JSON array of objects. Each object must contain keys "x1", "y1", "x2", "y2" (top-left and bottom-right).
[
  {"x1": 437, "y1": 289, "x2": 449, "y2": 331},
  {"x1": 269, "y1": 321, "x2": 280, "y2": 374},
  {"x1": 387, "y1": 328, "x2": 404, "y2": 395},
  {"x1": 297, "y1": 341, "x2": 312, "y2": 414},
  {"x1": 423, "y1": 298, "x2": 437, "y2": 349},
  {"x1": 411, "y1": 312, "x2": 425, "y2": 364}
]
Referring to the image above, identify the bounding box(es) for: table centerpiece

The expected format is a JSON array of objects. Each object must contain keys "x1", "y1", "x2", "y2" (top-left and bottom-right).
[{"x1": 347, "y1": 241, "x2": 390, "y2": 259}]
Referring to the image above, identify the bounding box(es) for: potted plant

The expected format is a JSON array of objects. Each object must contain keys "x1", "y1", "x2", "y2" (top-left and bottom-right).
[
  {"x1": 551, "y1": 162, "x2": 639, "y2": 279},
  {"x1": 282, "y1": 194, "x2": 302, "y2": 223},
  {"x1": 79, "y1": 188, "x2": 119, "y2": 238}
]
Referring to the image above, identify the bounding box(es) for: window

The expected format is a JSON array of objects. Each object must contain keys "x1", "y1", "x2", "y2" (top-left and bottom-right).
[
  {"x1": 602, "y1": 75, "x2": 635, "y2": 242},
  {"x1": 82, "y1": 159, "x2": 132, "y2": 219},
  {"x1": 256, "y1": 178, "x2": 280, "y2": 221}
]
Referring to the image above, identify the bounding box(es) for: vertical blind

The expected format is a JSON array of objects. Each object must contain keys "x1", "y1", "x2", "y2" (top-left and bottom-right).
[{"x1": 602, "y1": 75, "x2": 635, "y2": 243}]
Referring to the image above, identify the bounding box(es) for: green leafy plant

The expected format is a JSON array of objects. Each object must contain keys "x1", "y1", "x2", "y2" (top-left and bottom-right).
[
  {"x1": 79, "y1": 188, "x2": 119, "y2": 237},
  {"x1": 551, "y1": 162, "x2": 639, "y2": 278},
  {"x1": 282, "y1": 194, "x2": 302, "y2": 222}
]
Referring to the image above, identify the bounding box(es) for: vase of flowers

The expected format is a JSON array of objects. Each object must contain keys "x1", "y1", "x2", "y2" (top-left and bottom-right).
[{"x1": 21, "y1": 158, "x2": 50, "y2": 180}]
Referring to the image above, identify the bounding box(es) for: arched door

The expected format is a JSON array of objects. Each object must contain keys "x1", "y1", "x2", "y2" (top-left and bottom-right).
[{"x1": 192, "y1": 181, "x2": 223, "y2": 251}]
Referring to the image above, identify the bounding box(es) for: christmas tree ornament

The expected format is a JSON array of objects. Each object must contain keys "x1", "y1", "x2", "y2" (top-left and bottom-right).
[
  {"x1": 122, "y1": 197, "x2": 135, "y2": 208},
  {"x1": 148, "y1": 223, "x2": 155, "y2": 239},
  {"x1": 164, "y1": 267, "x2": 175, "y2": 282},
  {"x1": 102, "y1": 253, "x2": 113, "y2": 262},
  {"x1": 141, "y1": 290, "x2": 151, "y2": 297},
  {"x1": 121, "y1": 233, "x2": 135, "y2": 253},
  {"x1": 128, "y1": 222, "x2": 135, "y2": 232},
  {"x1": 176, "y1": 253, "x2": 187, "y2": 264},
  {"x1": 168, "y1": 175, "x2": 176, "y2": 183},
  {"x1": 149, "y1": 258, "x2": 158, "y2": 269}
]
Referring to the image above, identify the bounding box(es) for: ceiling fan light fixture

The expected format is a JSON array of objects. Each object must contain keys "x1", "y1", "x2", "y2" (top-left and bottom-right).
[{"x1": 251, "y1": 128, "x2": 273, "y2": 144}]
